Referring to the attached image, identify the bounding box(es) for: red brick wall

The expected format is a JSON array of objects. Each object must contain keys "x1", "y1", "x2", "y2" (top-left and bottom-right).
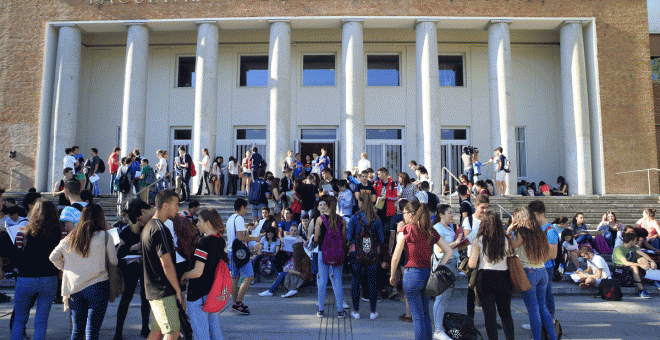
[{"x1": 0, "y1": 0, "x2": 656, "y2": 194}]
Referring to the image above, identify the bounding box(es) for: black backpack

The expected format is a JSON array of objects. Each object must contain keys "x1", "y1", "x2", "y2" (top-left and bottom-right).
[
  {"x1": 427, "y1": 192, "x2": 439, "y2": 211},
  {"x1": 98, "y1": 159, "x2": 106, "y2": 174},
  {"x1": 248, "y1": 179, "x2": 267, "y2": 205},
  {"x1": 552, "y1": 245, "x2": 568, "y2": 282},
  {"x1": 595, "y1": 279, "x2": 623, "y2": 301},
  {"x1": 541, "y1": 318, "x2": 563, "y2": 340},
  {"x1": 118, "y1": 171, "x2": 132, "y2": 193},
  {"x1": 354, "y1": 216, "x2": 379, "y2": 265},
  {"x1": 443, "y1": 312, "x2": 483, "y2": 340}
]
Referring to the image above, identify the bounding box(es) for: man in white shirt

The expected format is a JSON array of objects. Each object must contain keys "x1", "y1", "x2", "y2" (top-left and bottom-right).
[
  {"x1": 462, "y1": 194, "x2": 489, "y2": 319},
  {"x1": 227, "y1": 198, "x2": 260, "y2": 315},
  {"x1": 196, "y1": 148, "x2": 211, "y2": 195},
  {"x1": 577, "y1": 246, "x2": 612, "y2": 288},
  {"x1": 63, "y1": 147, "x2": 78, "y2": 173},
  {"x1": 155, "y1": 149, "x2": 168, "y2": 192},
  {"x1": 355, "y1": 152, "x2": 371, "y2": 174}
]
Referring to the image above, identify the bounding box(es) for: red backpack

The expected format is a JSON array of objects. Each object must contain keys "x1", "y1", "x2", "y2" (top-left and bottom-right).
[
  {"x1": 202, "y1": 236, "x2": 232, "y2": 313},
  {"x1": 321, "y1": 215, "x2": 345, "y2": 266},
  {"x1": 190, "y1": 163, "x2": 197, "y2": 177}
]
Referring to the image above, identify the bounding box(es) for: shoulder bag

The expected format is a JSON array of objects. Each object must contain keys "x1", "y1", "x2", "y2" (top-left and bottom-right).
[
  {"x1": 229, "y1": 215, "x2": 251, "y2": 269},
  {"x1": 426, "y1": 253, "x2": 456, "y2": 297},
  {"x1": 507, "y1": 248, "x2": 531, "y2": 292},
  {"x1": 104, "y1": 231, "x2": 124, "y2": 303}
]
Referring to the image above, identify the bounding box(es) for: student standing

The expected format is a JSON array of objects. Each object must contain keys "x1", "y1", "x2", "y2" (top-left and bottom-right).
[
  {"x1": 196, "y1": 148, "x2": 212, "y2": 196},
  {"x1": 390, "y1": 201, "x2": 453, "y2": 340},
  {"x1": 181, "y1": 209, "x2": 229, "y2": 340},
  {"x1": 49, "y1": 204, "x2": 116, "y2": 340},
  {"x1": 140, "y1": 190, "x2": 185, "y2": 340},
  {"x1": 528, "y1": 200, "x2": 558, "y2": 319},
  {"x1": 227, "y1": 198, "x2": 261, "y2": 315},
  {"x1": 510, "y1": 208, "x2": 557, "y2": 340},
  {"x1": 174, "y1": 146, "x2": 193, "y2": 202},
  {"x1": 468, "y1": 212, "x2": 514, "y2": 340},
  {"x1": 462, "y1": 194, "x2": 489, "y2": 319},
  {"x1": 10, "y1": 201, "x2": 61, "y2": 340},
  {"x1": 227, "y1": 156, "x2": 239, "y2": 196},
  {"x1": 108, "y1": 147, "x2": 121, "y2": 195}
]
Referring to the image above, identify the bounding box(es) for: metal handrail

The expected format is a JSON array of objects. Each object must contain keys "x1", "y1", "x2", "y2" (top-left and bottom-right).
[
  {"x1": 494, "y1": 204, "x2": 512, "y2": 219},
  {"x1": 119, "y1": 171, "x2": 173, "y2": 207},
  {"x1": 614, "y1": 168, "x2": 660, "y2": 195},
  {"x1": 441, "y1": 167, "x2": 461, "y2": 195}
]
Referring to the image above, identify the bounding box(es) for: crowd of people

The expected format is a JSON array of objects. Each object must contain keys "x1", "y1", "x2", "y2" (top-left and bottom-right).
[{"x1": 0, "y1": 144, "x2": 659, "y2": 340}]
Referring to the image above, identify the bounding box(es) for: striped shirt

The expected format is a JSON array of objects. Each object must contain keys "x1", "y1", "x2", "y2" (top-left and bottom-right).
[{"x1": 59, "y1": 202, "x2": 88, "y2": 224}]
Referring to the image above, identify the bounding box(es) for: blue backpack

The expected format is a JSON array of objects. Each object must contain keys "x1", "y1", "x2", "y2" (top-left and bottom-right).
[{"x1": 249, "y1": 179, "x2": 268, "y2": 205}]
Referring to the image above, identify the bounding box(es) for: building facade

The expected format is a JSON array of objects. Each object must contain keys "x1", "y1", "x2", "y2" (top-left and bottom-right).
[{"x1": 0, "y1": 0, "x2": 657, "y2": 195}]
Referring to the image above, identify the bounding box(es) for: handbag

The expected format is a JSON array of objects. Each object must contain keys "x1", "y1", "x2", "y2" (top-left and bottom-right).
[
  {"x1": 229, "y1": 215, "x2": 251, "y2": 269},
  {"x1": 507, "y1": 251, "x2": 531, "y2": 292},
  {"x1": 104, "y1": 231, "x2": 124, "y2": 303},
  {"x1": 425, "y1": 254, "x2": 456, "y2": 297}
]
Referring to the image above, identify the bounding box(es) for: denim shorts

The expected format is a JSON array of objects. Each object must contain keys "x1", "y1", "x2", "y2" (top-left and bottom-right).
[{"x1": 229, "y1": 251, "x2": 254, "y2": 279}]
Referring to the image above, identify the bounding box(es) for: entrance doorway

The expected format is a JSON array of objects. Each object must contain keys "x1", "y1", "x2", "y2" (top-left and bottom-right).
[
  {"x1": 299, "y1": 142, "x2": 335, "y2": 171},
  {"x1": 170, "y1": 127, "x2": 192, "y2": 172},
  {"x1": 441, "y1": 128, "x2": 469, "y2": 192},
  {"x1": 297, "y1": 128, "x2": 338, "y2": 177}
]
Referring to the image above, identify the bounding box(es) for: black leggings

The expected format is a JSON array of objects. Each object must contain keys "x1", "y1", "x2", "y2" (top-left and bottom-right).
[
  {"x1": 476, "y1": 269, "x2": 515, "y2": 340},
  {"x1": 115, "y1": 261, "x2": 149, "y2": 336}
]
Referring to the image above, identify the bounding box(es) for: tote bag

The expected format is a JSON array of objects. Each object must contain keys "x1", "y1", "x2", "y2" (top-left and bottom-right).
[
  {"x1": 507, "y1": 253, "x2": 531, "y2": 292},
  {"x1": 104, "y1": 231, "x2": 124, "y2": 303}
]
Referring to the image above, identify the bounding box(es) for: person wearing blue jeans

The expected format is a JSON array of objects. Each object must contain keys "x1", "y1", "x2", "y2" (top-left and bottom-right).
[
  {"x1": 350, "y1": 253, "x2": 379, "y2": 317},
  {"x1": 316, "y1": 251, "x2": 345, "y2": 317},
  {"x1": 529, "y1": 201, "x2": 558, "y2": 317},
  {"x1": 10, "y1": 276, "x2": 58, "y2": 340},
  {"x1": 521, "y1": 268, "x2": 557, "y2": 340},
  {"x1": 403, "y1": 268, "x2": 432, "y2": 340},
  {"x1": 70, "y1": 280, "x2": 110, "y2": 340}
]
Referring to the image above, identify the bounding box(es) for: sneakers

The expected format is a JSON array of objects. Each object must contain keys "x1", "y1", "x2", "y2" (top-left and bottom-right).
[
  {"x1": 522, "y1": 324, "x2": 531, "y2": 330},
  {"x1": 317, "y1": 310, "x2": 325, "y2": 318},
  {"x1": 639, "y1": 289, "x2": 652, "y2": 299},
  {"x1": 281, "y1": 290, "x2": 298, "y2": 298},
  {"x1": 653, "y1": 281, "x2": 660, "y2": 290},
  {"x1": 258, "y1": 290, "x2": 273, "y2": 297},
  {"x1": 337, "y1": 310, "x2": 348, "y2": 319},
  {"x1": 343, "y1": 301, "x2": 349, "y2": 309},
  {"x1": 433, "y1": 331, "x2": 452, "y2": 340},
  {"x1": 231, "y1": 303, "x2": 251, "y2": 315},
  {"x1": 351, "y1": 311, "x2": 360, "y2": 319},
  {"x1": 370, "y1": 312, "x2": 379, "y2": 320},
  {"x1": 361, "y1": 296, "x2": 382, "y2": 302}
]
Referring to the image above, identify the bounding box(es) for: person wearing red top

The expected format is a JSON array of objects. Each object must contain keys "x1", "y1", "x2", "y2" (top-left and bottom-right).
[
  {"x1": 108, "y1": 147, "x2": 120, "y2": 194},
  {"x1": 390, "y1": 201, "x2": 452, "y2": 340}
]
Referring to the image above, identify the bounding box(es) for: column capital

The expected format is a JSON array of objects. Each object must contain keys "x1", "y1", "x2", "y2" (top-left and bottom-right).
[
  {"x1": 341, "y1": 18, "x2": 364, "y2": 23},
  {"x1": 195, "y1": 20, "x2": 219, "y2": 26},
  {"x1": 53, "y1": 23, "x2": 77, "y2": 28},
  {"x1": 415, "y1": 18, "x2": 439, "y2": 27},
  {"x1": 560, "y1": 20, "x2": 589, "y2": 28},
  {"x1": 268, "y1": 19, "x2": 291, "y2": 24},
  {"x1": 124, "y1": 21, "x2": 148, "y2": 30},
  {"x1": 485, "y1": 19, "x2": 513, "y2": 30}
]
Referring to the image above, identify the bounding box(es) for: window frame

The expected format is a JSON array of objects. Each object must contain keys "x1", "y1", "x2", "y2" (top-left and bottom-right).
[
  {"x1": 652, "y1": 56, "x2": 660, "y2": 83},
  {"x1": 438, "y1": 54, "x2": 466, "y2": 87},
  {"x1": 175, "y1": 55, "x2": 196, "y2": 89},
  {"x1": 238, "y1": 54, "x2": 269, "y2": 88},
  {"x1": 366, "y1": 53, "x2": 402, "y2": 87},
  {"x1": 515, "y1": 126, "x2": 528, "y2": 179},
  {"x1": 365, "y1": 127, "x2": 405, "y2": 176},
  {"x1": 234, "y1": 127, "x2": 267, "y2": 164},
  {"x1": 301, "y1": 53, "x2": 338, "y2": 87}
]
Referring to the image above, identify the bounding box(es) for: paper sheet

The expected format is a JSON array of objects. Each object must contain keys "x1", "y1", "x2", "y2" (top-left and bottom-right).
[
  {"x1": 89, "y1": 174, "x2": 99, "y2": 183},
  {"x1": 321, "y1": 184, "x2": 333, "y2": 193},
  {"x1": 107, "y1": 228, "x2": 121, "y2": 245}
]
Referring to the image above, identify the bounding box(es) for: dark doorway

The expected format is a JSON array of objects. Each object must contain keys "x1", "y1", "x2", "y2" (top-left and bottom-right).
[{"x1": 300, "y1": 142, "x2": 336, "y2": 176}]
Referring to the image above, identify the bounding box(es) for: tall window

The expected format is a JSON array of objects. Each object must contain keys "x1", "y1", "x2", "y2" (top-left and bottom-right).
[
  {"x1": 516, "y1": 127, "x2": 527, "y2": 178},
  {"x1": 366, "y1": 128, "x2": 403, "y2": 176},
  {"x1": 438, "y1": 55, "x2": 464, "y2": 87},
  {"x1": 303, "y1": 55, "x2": 336, "y2": 86},
  {"x1": 652, "y1": 57, "x2": 660, "y2": 81},
  {"x1": 177, "y1": 56, "x2": 196, "y2": 88},
  {"x1": 367, "y1": 55, "x2": 400, "y2": 86},
  {"x1": 239, "y1": 56, "x2": 268, "y2": 87}
]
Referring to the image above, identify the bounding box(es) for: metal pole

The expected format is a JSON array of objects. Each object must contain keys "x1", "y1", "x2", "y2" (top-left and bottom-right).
[{"x1": 648, "y1": 169, "x2": 652, "y2": 195}]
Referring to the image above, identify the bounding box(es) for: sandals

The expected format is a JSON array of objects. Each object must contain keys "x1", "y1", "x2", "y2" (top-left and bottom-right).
[{"x1": 399, "y1": 313, "x2": 413, "y2": 323}]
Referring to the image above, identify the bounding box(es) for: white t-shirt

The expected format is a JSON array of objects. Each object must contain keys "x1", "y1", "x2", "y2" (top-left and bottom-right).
[
  {"x1": 248, "y1": 218, "x2": 268, "y2": 249},
  {"x1": 260, "y1": 237, "x2": 281, "y2": 253},
  {"x1": 226, "y1": 213, "x2": 246, "y2": 253},
  {"x1": 416, "y1": 191, "x2": 429, "y2": 204},
  {"x1": 357, "y1": 159, "x2": 371, "y2": 173},
  {"x1": 433, "y1": 222, "x2": 458, "y2": 260},
  {"x1": 63, "y1": 155, "x2": 77, "y2": 172},
  {"x1": 157, "y1": 158, "x2": 167, "y2": 178},
  {"x1": 228, "y1": 160, "x2": 239, "y2": 175},
  {"x1": 463, "y1": 215, "x2": 482, "y2": 255},
  {"x1": 201, "y1": 155, "x2": 211, "y2": 172},
  {"x1": 163, "y1": 219, "x2": 185, "y2": 263},
  {"x1": 587, "y1": 255, "x2": 611, "y2": 280}
]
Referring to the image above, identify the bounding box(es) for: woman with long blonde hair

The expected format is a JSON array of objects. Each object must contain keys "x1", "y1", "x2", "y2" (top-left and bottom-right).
[
  {"x1": 510, "y1": 207, "x2": 556, "y2": 340},
  {"x1": 50, "y1": 203, "x2": 117, "y2": 340},
  {"x1": 347, "y1": 191, "x2": 385, "y2": 320},
  {"x1": 390, "y1": 201, "x2": 452, "y2": 340}
]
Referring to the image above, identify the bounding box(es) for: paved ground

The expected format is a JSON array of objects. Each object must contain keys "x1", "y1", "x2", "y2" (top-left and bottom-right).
[{"x1": 1, "y1": 285, "x2": 659, "y2": 340}]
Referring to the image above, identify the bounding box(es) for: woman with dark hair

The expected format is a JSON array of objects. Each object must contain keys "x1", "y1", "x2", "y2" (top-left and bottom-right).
[
  {"x1": 314, "y1": 196, "x2": 348, "y2": 319},
  {"x1": 570, "y1": 212, "x2": 594, "y2": 248},
  {"x1": 113, "y1": 200, "x2": 152, "y2": 340},
  {"x1": 181, "y1": 208, "x2": 228, "y2": 340},
  {"x1": 398, "y1": 172, "x2": 419, "y2": 201},
  {"x1": 281, "y1": 242, "x2": 312, "y2": 298},
  {"x1": 227, "y1": 156, "x2": 239, "y2": 195},
  {"x1": 431, "y1": 204, "x2": 463, "y2": 340},
  {"x1": 269, "y1": 177, "x2": 283, "y2": 217},
  {"x1": 390, "y1": 201, "x2": 452, "y2": 340},
  {"x1": 510, "y1": 208, "x2": 557, "y2": 340},
  {"x1": 212, "y1": 156, "x2": 225, "y2": 196},
  {"x1": 637, "y1": 208, "x2": 660, "y2": 249},
  {"x1": 347, "y1": 191, "x2": 385, "y2": 320},
  {"x1": 551, "y1": 176, "x2": 568, "y2": 196},
  {"x1": 50, "y1": 203, "x2": 117, "y2": 340},
  {"x1": 11, "y1": 200, "x2": 61, "y2": 340},
  {"x1": 469, "y1": 212, "x2": 514, "y2": 340},
  {"x1": 597, "y1": 211, "x2": 623, "y2": 249},
  {"x1": 560, "y1": 229, "x2": 581, "y2": 271}
]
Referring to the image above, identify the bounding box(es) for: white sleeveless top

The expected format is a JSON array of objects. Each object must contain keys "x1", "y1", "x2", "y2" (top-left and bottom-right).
[{"x1": 477, "y1": 236, "x2": 509, "y2": 271}]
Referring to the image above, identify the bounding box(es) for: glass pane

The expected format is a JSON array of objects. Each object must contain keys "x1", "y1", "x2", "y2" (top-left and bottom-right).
[
  {"x1": 366, "y1": 144, "x2": 383, "y2": 173},
  {"x1": 236, "y1": 144, "x2": 251, "y2": 162},
  {"x1": 451, "y1": 144, "x2": 465, "y2": 183},
  {"x1": 441, "y1": 129, "x2": 467, "y2": 140},
  {"x1": 366, "y1": 129, "x2": 402, "y2": 140},
  {"x1": 177, "y1": 57, "x2": 196, "y2": 88},
  {"x1": 303, "y1": 55, "x2": 336, "y2": 86},
  {"x1": 300, "y1": 129, "x2": 337, "y2": 140},
  {"x1": 385, "y1": 144, "x2": 402, "y2": 177},
  {"x1": 173, "y1": 129, "x2": 192, "y2": 140},
  {"x1": 240, "y1": 56, "x2": 268, "y2": 87},
  {"x1": 653, "y1": 57, "x2": 660, "y2": 81},
  {"x1": 237, "y1": 129, "x2": 266, "y2": 140},
  {"x1": 367, "y1": 55, "x2": 400, "y2": 86},
  {"x1": 438, "y1": 55, "x2": 464, "y2": 87}
]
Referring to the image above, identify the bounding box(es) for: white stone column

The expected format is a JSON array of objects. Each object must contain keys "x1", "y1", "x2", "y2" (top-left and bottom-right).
[
  {"x1": 50, "y1": 24, "x2": 81, "y2": 187},
  {"x1": 36, "y1": 24, "x2": 58, "y2": 192},
  {"x1": 415, "y1": 19, "x2": 441, "y2": 193},
  {"x1": 560, "y1": 21, "x2": 592, "y2": 195},
  {"x1": 192, "y1": 21, "x2": 219, "y2": 191},
  {"x1": 487, "y1": 20, "x2": 517, "y2": 196},
  {"x1": 340, "y1": 19, "x2": 366, "y2": 173},
  {"x1": 267, "y1": 20, "x2": 291, "y2": 176},
  {"x1": 120, "y1": 23, "x2": 149, "y2": 158}
]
